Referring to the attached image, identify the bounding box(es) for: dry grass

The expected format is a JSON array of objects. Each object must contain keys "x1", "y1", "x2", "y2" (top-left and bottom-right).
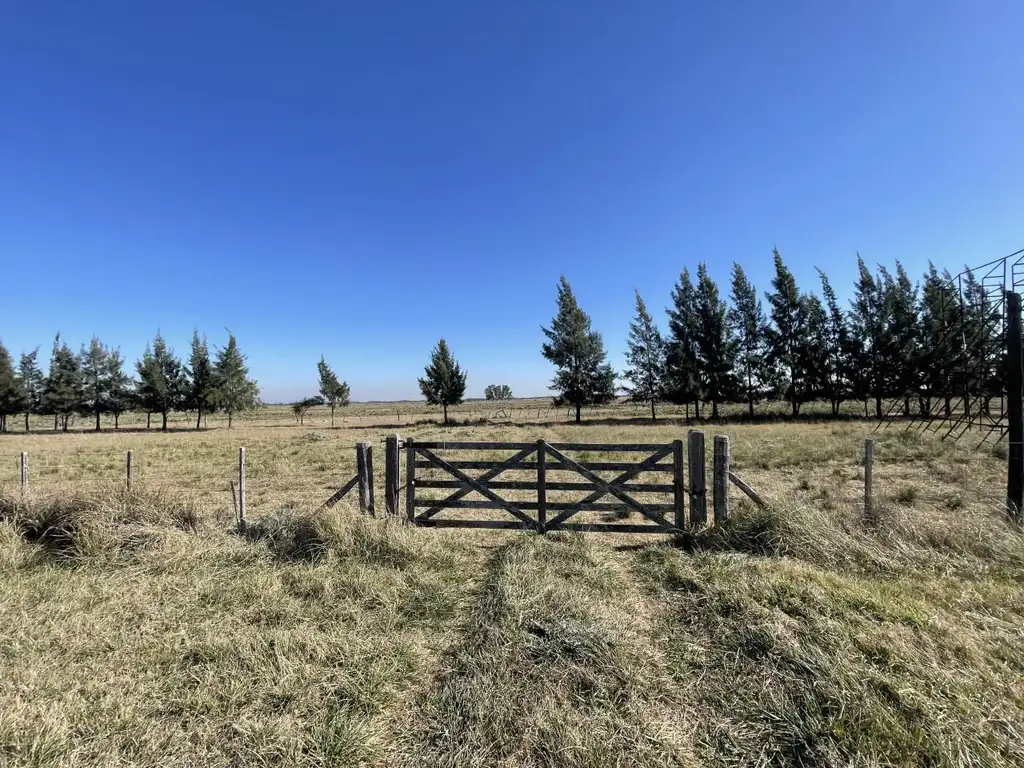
[{"x1": 0, "y1": 418, "x2": 1022, "y2": 766}]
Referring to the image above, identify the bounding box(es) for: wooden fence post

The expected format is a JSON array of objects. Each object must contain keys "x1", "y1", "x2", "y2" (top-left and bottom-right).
[
  {"x1": 1006, "y1": 291, "x2": 1023, "y2": 521},
  {"x1": 20, "y1": 452, "x2": 27, "y2": 496},
  {"x1": 405, "y1": 437, "x2": 416, "y2": 522},
  {"x1": 688, "y1": 431, "x2": 706, "y2": 526},
  {"x1": 672, "y1": 439, "x2": 685, "y2": 529},
  {"x1": 356, "y1": 442, "x2": 374, "y2": 516},
  {"x1": 864, "y1": 439, "x2": 875, "y2": 520},
  {"x1": 238, "y1": 447, "x2": 246, "y2": 534},
  {"x1": 713, "y1": 435, "x2": 730, "y2": 525},
  {"x1": 385, "y1": 435, "x2": 400, "y2": 516},
  {"x1": 126, "y1": 450, "x2": 133, "y2": 492},
  {"x1": 536, "y1": 439, "x2": 547, "y2": 534}
]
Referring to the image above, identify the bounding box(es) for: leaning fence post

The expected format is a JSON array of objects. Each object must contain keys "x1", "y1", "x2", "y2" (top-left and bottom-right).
[
  {"x1": 863, "y1": 439, "x2": 875, "y2": 520},
  {"x1": 126, "y1": 450, "x2": 134, "y2": 492},
  {"x1": 405, "y1": 437, "x2": 416, "y2": 522},
  {"x1": 536, "y1": 439, "x2": 547, "y2": 534},
  {"x1": 238, "y1": 447, "x2": 247, "y2": 534},
  {"x1": 672, "y1": 439, "x2": 685, "y2": 529},
  {"x1": 688, "y1": 431, "x2": 707, "y2": 526},
  {"x1": 713, "y1": 435, "x2": 730, "y2": 525},
  {"x1": 20, "y1": 452, "x2": 28, "y2": 496},
  {"x1": 385, "y1": 435, "x2": 400, "y2": 516}
]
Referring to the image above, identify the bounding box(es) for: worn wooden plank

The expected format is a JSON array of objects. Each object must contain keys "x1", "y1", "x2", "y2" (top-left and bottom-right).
[
  {"x1": 385, "y1": 434, "x2": 400, "y2": 516},
  {"x1": 548, "y1": 522, "x2": 674, "y2": 534},
  {"x1": 416, "y1": 448, "x2": 536, "y2": 526},
  {"x1": 414, "y1": 460, "x2": 674, "y2": 472},
  {"x1": 672, "y1": 439, "x2": 684, "y2": 529},
  {"x1": 414, "y1": 499, "x2": 675, "y2": 512},
  {"x1": 547, "y1": 443, "x2": 673, "y2": 452},
  {"x1": 728, "y1": 471, "x2": 766, "y2": 507},
  {"x1": 405, "y1": 438, "x2": 416, "y2": 522},
  {"x1": 713, "y1": 435, "x2": 730, "y2": 525},
  {"x1": 542, "y1": 445, "x2": 671, "y2": 527},
  {"x1": 864, "y1": 439, "x2": 875, "y2": 519},
  {"x1": 414, "y1": 479, "x2": 675, "y2": 493},
  {"x1": 412, "y1": 441, "x2": 537, "y2": 450},
  {"x1": 544, "y1": 446, "x2": 675, "y2": 527},
  {"x1": 411, "y1": 441, "x2": 671, "y2": 452},
  {"x1": 414, "y1": 519, "x2": 537, "y2": 530},
  {"x1": 356, "y1": 442, "x2": 371, "y2": 515},
  {"x1": 322, "y1": 474, "x2": 359, "y2": 510},
  {"x1": 536, "y1": 439, "x2": 546, "y2": 533},
  {"x1": 418, "y1": 445, "x2": 537, "y2": 520},
  {"x1": 238, "y1": 447, "x2": 246, "y2": 534},
  {"x1": 688, "y1": 431, "x2": 706, "y2": 527},
  {"x1": 126, "y1": 450, "x2": 133, "y2": 492}
]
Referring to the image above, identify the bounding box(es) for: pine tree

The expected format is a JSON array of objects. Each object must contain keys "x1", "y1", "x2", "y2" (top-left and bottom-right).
[
  {"x1": 211, "y1": 334, "x2": 260, "y2": 428},
  {"x1": 694, "y1": 263, "x2": 737, "y2": 418},
  {"x1": 919, "y1": 264, "x2": 959, "y2": 417},
  {"x1": 0, "y1": 342, "x2": 22, "y2": 433},
  {"x1": 44, "y1": 335, "x2": 84, "y2": 431},
  {"x1": 484, "y1": 384, "x2": 513, "y2": 400},
  {"x1": 764, "y1": 249, "x2": 809, "y2": 416},
  {"x1": 849, "y1": 255, "x2": 890, "y2": 419},
  {"x1": 728, "y1": 264, "x2": 768, "y2": 418},
  {"x1": 418, "y1": 339, "x2": 467, "y2": 425},
  {"x1": 187, "y1": 331, "x2": 216, "y2": 429},
  {"x1": 623, "y1": 290, "x2": 666, "y2": 421},
  {"x1": 18, "y1": 349, "x2": 44, "y2": 432},
  {"x1": 80, "y1": 336, "x2": 111, "y2": 431},
  {"x1": 541, "y1": 277, "x2": 616, "y2": 424},
  {"x1": 817, "y1": 270, "x2": 853, "y2": 416},
  {"x1": 665, "y1": 268, "x2": 703, "y2": 419},
  {"x1": 293, "y1": 395, "x2": 325, "y2": 425},
  {"x1": 317, "y1": 357, "x2": 351, "y2": 427},
  {"x1": 105, "y1": 349, "x2": 133, "y2": 430},
  {"x1": 886, "y1": 262, "x2": 922, "y2": 416},
  {"x1": 801, "y1": 292, "x2": 829, "y2": 408},
  {"x1": 136, "y1": 332, "x2": 186, "y2": 432}
]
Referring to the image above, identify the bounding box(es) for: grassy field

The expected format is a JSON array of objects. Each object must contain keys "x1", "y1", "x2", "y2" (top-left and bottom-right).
[{"x1": 1, "y1": 415, "x2": 1022, "y2": 766}]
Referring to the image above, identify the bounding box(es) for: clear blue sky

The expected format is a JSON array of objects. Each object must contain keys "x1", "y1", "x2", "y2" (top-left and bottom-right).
[{"x1": 2, "y1": 1, "x2": 1021, "y2": 403}]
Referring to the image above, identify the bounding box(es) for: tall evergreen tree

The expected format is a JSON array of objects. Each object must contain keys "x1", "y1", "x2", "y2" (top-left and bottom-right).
[
  {"x1": 418, "y1": 339, "x2": 467, "y2": 425},
  {"x1": 80, "y1": 336, "x2": 112, "y2": 431},
  {"x1": 44, "y1": 334, "x2": 84, "y2": 431},
  {"x1": 541, "y1": 277, "x2": 616, "y2": 424},
  {"x1": 317, "y1": 357, "x2": 351, "y2": 427},
  {"x1": 0, "y1": 342, "x2": 22, "y2": 433},
  {"x1": 694, "y1": 263, "x2": 737, "y2": 418},
  {"x1": 211, "y1": 334, "x2": 259, "y2": 428},
  {"x1": 886, "y1": 263, "x2": 922, "y2": 416},
  {"x1": 136, "y1": 332, "x2": 186, "y2": 432},
  {"x1": 728, "y1": 264, "x2": 768, "y2": 418},
  {"x1": 801, "y1": 292, "x2": 829, "y2": 407},
  {"x1": 918, "y1": 264, "x2": 959, "y2": 417},
  {"x1": 105, "y1": 349, "x2": 133, "y2": 430},
  {"x1": 18, "y1": 349, "x2": 44, "y2": 432},
  {"x1": 664, "y1": 268, "x2": 703, "y2": 418},
  {"x1": 764, "y1": 249, "x2": 809, "y2": 416},
  {"x1": 187, "y1": 331, "x2": 216, "y2": 430},
  {"x1": 849, "y1": 255, "x2": 891, "y2": 419},
  {"x1": 623, "y1": 290, "x2": 666, "y2": 421},
  {"x1": 817, "y1": 270, "x2": 853, "y2": 416}
]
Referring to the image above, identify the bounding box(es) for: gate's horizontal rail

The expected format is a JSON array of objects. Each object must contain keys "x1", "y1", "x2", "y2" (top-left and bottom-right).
[
  {"x1": 412, "y1": 499, "x2": 674, "y2": 513},
  {"x1": 415, "y1": 519, "x2": 673, "y2": 533},
  {"x1": 414, "y1": 460, "x2": 674, "y2": 472},
  {"x1": 415, "y1": 479, "x2": 674, "y2": 493},
  {"x1": 412, "y1": 441, "x2": 672, "y2": 451}
]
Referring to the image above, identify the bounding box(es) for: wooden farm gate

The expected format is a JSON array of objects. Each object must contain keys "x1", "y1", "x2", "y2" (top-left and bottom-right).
[{"x1": 403, "y1": 439, "x2": 701, "y2": 533}]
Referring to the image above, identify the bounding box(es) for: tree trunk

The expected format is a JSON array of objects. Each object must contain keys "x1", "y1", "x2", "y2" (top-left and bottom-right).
[
  {"x1": 748, "y1": 398, "x2": 754, "y2": 419},
  {"x1": 95, "y1": 409, "x2": 101, "y2": 432},
  {"x1": 162, "y1": 412, "x2": 168, "y2": 432},
  {"x1": 903, "y1": 395, "x2": 911, "y2": 417},
  {"x1": 874, "y1": 395, "x2": 883, "y2": 420},
  {"x1": 331, "y1": 406, "x2": 335, "y2": 427},
  {"x1": 712, "y1": 400, "x2": 720, "y2": 419},
  {"x1": 114, "y1": 413, "x2": 120, "y2": 429},
  {"x1": 791, "y1": 394, "x2": 798, "y2": 418},
  {"x1": 944, "y1": 396, "x2": 952, "y2": 419},
  {"x1": 650, "y1": 399, "x2": 656, "y2": 422},
  {"x1": 24, "y1": 413, "x2": 30, "y2": 432},
  {"x1": 62, "y1": 414, "x2": 69, "y2": 432},
  {"x1": 443, "y1": 403, "x2": 449, "y2": 425},
  {"x1": 147, "y1": 412, "x2": 151, "y2": 429},
  {"x1": 575, "y1": 403, "x2": 581, "y2": 424},
  {"x1": 53, "y1": 413, "x2": 58, "y2": 431},
  {"x1": 694, "y1": 400, "x2": 701, "y2": 420},
  {"x1": 228, "y1": 412, "x2": 233, "y2": 429},
  {"x1": 196, "y1": 408, "x2": 202, "y2": 430},
  {"x1": 864, "y1": 399, "x2": 868, "y2": 418},
  {"x1": 685, "y1": 403, "x2": 690, "y2": 422}
]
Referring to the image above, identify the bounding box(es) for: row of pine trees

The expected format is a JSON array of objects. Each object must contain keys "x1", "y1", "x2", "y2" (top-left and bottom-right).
[{"x1": 0, "y1": 331, "x2": 260, "y2": 432}]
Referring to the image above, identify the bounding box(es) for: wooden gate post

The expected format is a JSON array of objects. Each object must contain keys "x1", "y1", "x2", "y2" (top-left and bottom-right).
[
  {"x1": 126, "y1": 450, "x2": 134, "y2": 492},
  {"x1": 672, "y1": 439, "x2": 685, "y2": 529},
  {"x1": 713, "y1": 435, "x2": 730, "y2": 525},
  {"x1": 238, "y1": 447, "x2": 246, "y2": 534},
  {"x1": 356, "y1": 442, "x2": 374, "y2": 516},
  {"x1": 688, "y1": 431, "x2": 707, "y2": 526},
  {"x1": 1006, "y1": 291, "x2": 1023, "y2": 521},
  {"x1": 405, "y1": 438, "x2": 416, "y2": 522},
  {"x1": 536, "y1": 439, "x2": 547, "y2": 534},
  {"x1": 385, "y1": 435, "x2": 400, "y2": 516}
]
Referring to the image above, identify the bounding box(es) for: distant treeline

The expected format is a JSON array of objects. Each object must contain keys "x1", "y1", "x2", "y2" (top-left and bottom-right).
[{"x1": 0, "y1": 248, "x2": 1000, "y2": 431}]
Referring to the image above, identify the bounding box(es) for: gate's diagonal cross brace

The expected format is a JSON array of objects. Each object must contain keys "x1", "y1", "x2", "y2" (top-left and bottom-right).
[
  {"x1": 417, "y1": 445, "x2": 537, "y2": 520},
  {"x1": 546, "y1": 445, "x2": 673, "y2": 527},
  {"x1": 544, "y1": 445, "x2": 672, "y2": 529},
  {"x1": 415, "y1": 448, "x2": 537, "y2": 527}
]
